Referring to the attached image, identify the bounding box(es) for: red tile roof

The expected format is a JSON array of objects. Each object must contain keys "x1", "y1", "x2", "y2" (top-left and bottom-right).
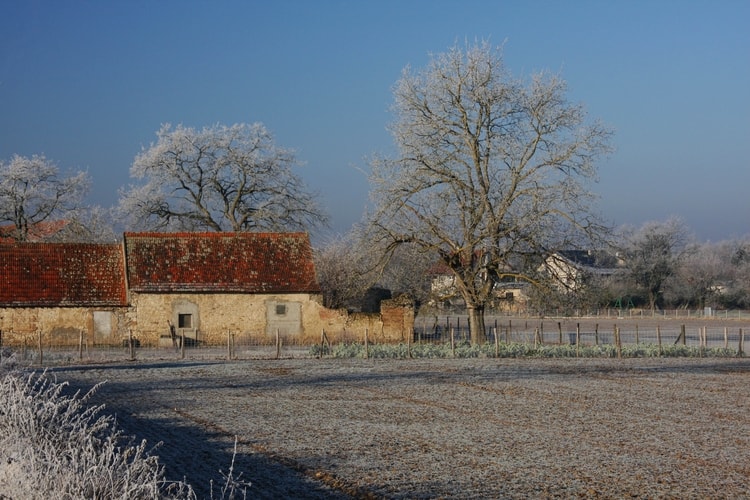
[
  {"x1": 0, "y1": 243, "x2": 127, "y2": 306},
  {"x1": 124, "y1": 232, "x2": 320, "y2": 294}
]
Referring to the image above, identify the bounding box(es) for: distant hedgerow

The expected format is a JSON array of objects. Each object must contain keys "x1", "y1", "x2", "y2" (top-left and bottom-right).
[{"x1": 309, "y1": 341, "x2": 740, "y2": 359}]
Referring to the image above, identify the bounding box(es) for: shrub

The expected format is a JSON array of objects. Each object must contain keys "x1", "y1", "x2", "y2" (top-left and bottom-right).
[{"x1": 0, "y1": 369, "x2": 196, "y2": 499}]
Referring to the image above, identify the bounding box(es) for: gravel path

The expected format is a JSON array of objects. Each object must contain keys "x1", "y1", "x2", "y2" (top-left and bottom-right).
[{"x1": 56, "y1": 357, "x2": 750, "y2": 499}]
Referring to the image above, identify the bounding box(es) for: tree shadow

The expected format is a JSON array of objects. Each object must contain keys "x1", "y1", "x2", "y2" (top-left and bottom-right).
[{"x1": 61, "y1": 376, "x2": 354, "y2": 499}]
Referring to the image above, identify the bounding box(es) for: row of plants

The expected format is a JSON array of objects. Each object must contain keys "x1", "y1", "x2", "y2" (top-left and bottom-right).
[{"x1": 309, "y1": 341, "x2": 741, "y2": 359}]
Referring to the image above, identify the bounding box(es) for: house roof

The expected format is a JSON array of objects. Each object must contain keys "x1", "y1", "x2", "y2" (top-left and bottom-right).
[
  {"x1": 0, "y1": 243, "x2": 127, "y2": 307},
  {"x1": 552, "y1": 250, "x2": 620, "y2": 272},
  {"x1": 123, "y1": 232, "x2": 320, "y2": 294}
]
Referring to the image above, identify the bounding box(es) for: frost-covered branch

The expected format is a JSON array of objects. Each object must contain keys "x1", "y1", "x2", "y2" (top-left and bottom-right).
[{"x1": 117, "y1": 123, "x2": 328, "y2": 233}]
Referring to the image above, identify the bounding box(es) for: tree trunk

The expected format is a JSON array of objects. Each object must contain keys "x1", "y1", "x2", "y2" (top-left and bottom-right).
[{"x1": 467, "y1": 305, "x2": 487, "y2": 345}]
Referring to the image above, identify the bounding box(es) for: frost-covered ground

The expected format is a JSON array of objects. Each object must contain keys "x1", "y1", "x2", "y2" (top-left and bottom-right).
[{"x1": 56, "y1": 357, "x2": 750, "y2": 499}]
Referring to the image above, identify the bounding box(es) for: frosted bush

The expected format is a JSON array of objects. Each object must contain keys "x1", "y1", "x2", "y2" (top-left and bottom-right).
[{"x1": 0, "y1": 369, "x2": 196, "y2": 499}]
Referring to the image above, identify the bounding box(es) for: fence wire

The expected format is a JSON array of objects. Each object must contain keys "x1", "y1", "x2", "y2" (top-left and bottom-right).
[{"x1": 1, "y1": 313, "x2": 747, "y2": 367}]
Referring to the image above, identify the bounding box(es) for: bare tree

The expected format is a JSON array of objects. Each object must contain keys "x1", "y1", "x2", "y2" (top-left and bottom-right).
[
  {"x1": 366, "y1": 41, "x2": 612, "y2": 343},
  {"x1": 48, "y1": 206, "x2": 119, "y2": 243},
  {"x1": 315, "y1": 231, "x2": 433, "y2": 311},
  {"x1": 618, "y1": 218, "x2": 690, "y2": 311},
  {"x1": 0, "y1": 155, "x2": 90, "y2": 241},
  {"x1": 314, "y1": 233, "x2": 374, "y2": 309},
  {"x1": 379, "y1": 242, "x2": 434, "y2": 305},
  {"x1": 117, "y1": 123, "x2": 328, "y2": 232}
]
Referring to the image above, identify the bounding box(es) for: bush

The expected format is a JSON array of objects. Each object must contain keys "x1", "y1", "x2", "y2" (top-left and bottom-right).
[{"x1": 0, "y1": 368, "x2": 196, "y2": 499}]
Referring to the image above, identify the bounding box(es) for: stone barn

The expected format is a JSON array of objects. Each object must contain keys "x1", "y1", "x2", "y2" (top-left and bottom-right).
[
  {"x1": 123, "y1": 231, "x2": 325, "y2": 345},
  {"x1": 0, "y1": 231, "x2": 414, "y2": 348},
  {"x1": 0, "y1": 242, "x2": 128, "y2": 346}
]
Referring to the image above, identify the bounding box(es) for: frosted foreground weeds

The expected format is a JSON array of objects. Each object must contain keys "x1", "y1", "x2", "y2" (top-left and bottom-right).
[{"x1": 0, "y1": 351, "x2": 249, "y2": 499}]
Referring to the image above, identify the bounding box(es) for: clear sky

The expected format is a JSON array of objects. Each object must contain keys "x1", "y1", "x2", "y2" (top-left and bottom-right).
[{"x1": 1, "y1": 0, "x2": 748, "y2": 242}]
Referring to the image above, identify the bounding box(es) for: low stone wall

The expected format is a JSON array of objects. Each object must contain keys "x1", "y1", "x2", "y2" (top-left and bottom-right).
[{"x1": 308, "y1": 297, "x2": 415, "y2": 344}]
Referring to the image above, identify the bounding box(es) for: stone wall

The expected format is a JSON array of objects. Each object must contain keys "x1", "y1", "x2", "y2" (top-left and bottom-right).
[
  {"x1": 0, "y1": 307, "x2": 128, "y2": 346},
  {"x1": 308, "y1": 296, "x2": 415, "y2": 344},
  {"x1": 0, "y1": 294, "x2": 415, "y2": 347}
]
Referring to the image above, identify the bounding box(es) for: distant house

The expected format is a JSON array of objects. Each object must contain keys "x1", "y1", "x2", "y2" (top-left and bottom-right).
[
  {"x1": 541, "y1": 250, "x2": 622, "y2": 292},
  {"x1": 0, "y1": 232, "x2": 414, "y2": 346},
  {"x1": 427, "y1": 259, "x2": 529, "y2": 312}
]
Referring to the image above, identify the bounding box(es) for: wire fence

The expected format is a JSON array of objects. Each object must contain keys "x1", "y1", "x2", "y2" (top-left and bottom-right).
[
  {"x1": 414, "y1": 313, "x2": 748, "y2": 349},
  {"x1": 1, "y1": 313, "x2": 747, "y2": 367}
]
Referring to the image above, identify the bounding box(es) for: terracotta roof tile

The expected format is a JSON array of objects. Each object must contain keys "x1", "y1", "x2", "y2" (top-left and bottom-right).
[
  {"x1": 0, "y1": 243, "x2": 127, "y2": 306},
  {"x1": 124, "y1": 232, "x2": 320, "y2": 294}
]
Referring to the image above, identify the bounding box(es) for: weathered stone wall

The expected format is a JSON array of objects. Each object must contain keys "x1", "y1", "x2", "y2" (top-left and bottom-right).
[
  {"x1": 128, "y1": 292, "x2": 324, "y2": 345},
  {"x1": 0, "y1": 294, "x2": 416, "y2": 347},
  {"x1": 305, "y1": 296, "x2": 415, "y2": 344},
  {"x1": 128, "y1": 292, "x2": 415, "y2": 346},
  {"x1": 0, "y1": 307, "x2": 128, "y2": 346}
]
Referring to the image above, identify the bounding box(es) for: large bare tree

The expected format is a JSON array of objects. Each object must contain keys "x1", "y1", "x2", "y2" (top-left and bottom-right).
[
  {"x1": 0, "y1": 154, "x2": 90, "y2": 241},
  {"x1": 367, "y1": 42, "x2": 612, "y2": 343},
  {"x1": 118, "y1": 123, "x2": 327, "y2": 232}
]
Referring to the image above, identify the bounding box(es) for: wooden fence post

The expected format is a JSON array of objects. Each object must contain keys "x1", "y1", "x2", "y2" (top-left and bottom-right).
[
  {"x1": 276, "y1": 329, "x2": 281, "y2": 359},
  {"x1": 739, "y1": 328, "x2": 745, "y2": 357},
  {"x1": 37, "y1": 330, "x2": 43, "y2": 366},
  {"x1": 682, "y1": 324, "x2": 686, "y2": 345},
  {"x1": 128, "y1": 329, "x2": 135, "y2": 361},
  {"x1": 614, "y1": 325, "x2": 622, "y2": 358},
  {"x1": 576, "y1": 323, "x2": 580, "y2": 358},
  {"x1": 540, "y1": 321, "x2": 544, "y2": 345},
  {"x1": 494, "y1": 327, "x2": 499, "y2": 358},
  {"x1": 364, "y1": 328, "x2": 369, "y2": 359},
  {"x1": 407, "y1": 329, "x2": 412, "y2": 359},
  {"x1": 724, "y1": 327, "x2": 728, "y2": 349},
  {"x1": 506, "y1": 320, "x2": 511, "y2": 343},
  {"x1": 180, "y1": 330, "x2": 185, "y2": 359},
  {"x1": 657, "y1": 325, "x2": 663, "y2": 356},
  {"x1": 79, "y1": 330, "x2": 84, "y2": 361},
  {"x1": 595, "y1": 323, "x2": 599, "y2": 345},
  {"x1": 557, "y1": 322, "x2": 562, "y2": 345},
  {"x1": 635, "y1": 324, "x2": 640, "y2": 345},
  {"x1": 450, "y1": 327, "x2": 455, "y2": 357},
  {"x1": 227, "y1": 330, "x2": 232, "y2": 361}
]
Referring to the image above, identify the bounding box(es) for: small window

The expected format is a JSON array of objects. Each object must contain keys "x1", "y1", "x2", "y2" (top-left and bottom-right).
[
  {"x1": 275, "y1": 304, "x2": 287, "y2": 316},
  {"x1": 505, "y1": 292, "x2": 514, "y2": 301},
  {"x1": 178, "y1": 313, "x2": 193, "y2": 329}
]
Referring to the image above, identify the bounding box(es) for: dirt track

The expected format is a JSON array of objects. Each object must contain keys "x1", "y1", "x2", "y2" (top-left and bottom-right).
[{"x1": 57, "y1": 357, "x2": 750, "y2": 499}]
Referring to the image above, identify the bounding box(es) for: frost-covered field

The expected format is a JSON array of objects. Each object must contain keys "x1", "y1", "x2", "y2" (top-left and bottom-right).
[{"x1": 56, "y1": 357, "x2": 749, "y2": 499}]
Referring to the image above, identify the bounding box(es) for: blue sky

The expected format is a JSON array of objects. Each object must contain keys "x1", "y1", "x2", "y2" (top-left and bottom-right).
[{"x1": 1, "y1": 0, "x2": 748, "y2": 242}]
